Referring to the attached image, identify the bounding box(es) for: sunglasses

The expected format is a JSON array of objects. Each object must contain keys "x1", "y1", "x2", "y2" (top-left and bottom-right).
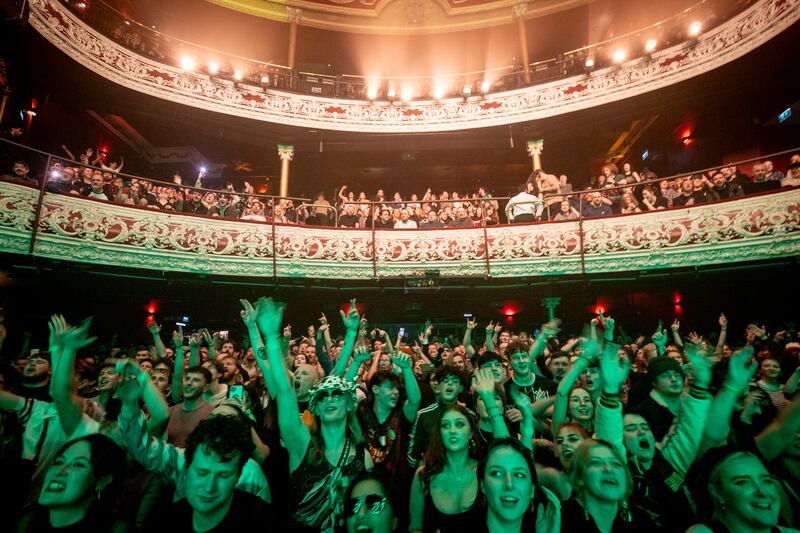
[
  {"x1": 344, "y1": 495, "x2": 388, "y2": 517},
  {"x1": 316, "y1": 389, "x2": 346, "y2": 401}
]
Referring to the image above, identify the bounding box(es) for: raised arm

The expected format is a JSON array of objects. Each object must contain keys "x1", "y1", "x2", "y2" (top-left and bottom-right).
[
  {"x1": 755, "y1": 391, "x2": 800, "y2": 461},
  {"x1": 484, "y1": 321, "x2": 495, "y2": 352},
  {"x1": 331, "y1": 298, "x2": 360, "y2": 377},
  {"x1": 49, "y1": 315, "x2": 96, "y2": 436},
  {"x1": 463, "y1": 318, "x2": 476, "y2": 358},
  {"x1": 393, "y1": 352, "x2": 421, "y2": 423},
  {"x1": 715, "y1": 313, "x2": 728, "y2": 356},
  {"x1": 552, "y1": 341, "x2": 596, "y2": 433},
  {"x1": 239, "y1": 299, "x2": 277, "y2": 397},
  {"x1": 701, "y1": 347, "x2": 757, "y2": 450},
  {"x1": 670, "y1": 319, "x2": 684, "y2": 347},
  {"x1": 254, "y1": 298, "x2": 310, "y2": 469},
  {"x1": 148, "y1": 321, "x2": 166, "y2": 361},
  {"x1": 170, "y1": 327, "x2": 185, "y2": 405},
  {"x1": 473, "y1": 368, "x2": 510, "y2": 439},
  {"x1": 594, "y1": 338, "x2": 631, "y2": 460},
  {"x1": 344, "y1": 345, "x2": 372, "y2": 383},
  {"x1": 529, "y1": 320, "x2": 560, "y2": 375}
]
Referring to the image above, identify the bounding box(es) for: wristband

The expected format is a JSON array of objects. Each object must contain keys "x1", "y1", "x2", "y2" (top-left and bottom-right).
[
  {"x1": 721, "y1": 382, "x2": 742, "y2": 396},
  {"x1": 689, "y1": 384, "x2": 711, "y2": 398},
  {"x1": 599, "y1": 391, "x2": 621, "y2": 408},
  {"x1": 257, "y1": 346, "x2": 267, "y2": 360}
]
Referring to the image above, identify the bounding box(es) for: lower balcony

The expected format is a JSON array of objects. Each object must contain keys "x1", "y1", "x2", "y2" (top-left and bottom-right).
[{"x1": 1, "y1": 180, "x2": 798, "y2": 280}]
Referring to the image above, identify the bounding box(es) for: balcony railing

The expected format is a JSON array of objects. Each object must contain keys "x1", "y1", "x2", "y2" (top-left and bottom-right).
[{"x1": 1, "y1": 142, "x2": 798, "y2": 280}]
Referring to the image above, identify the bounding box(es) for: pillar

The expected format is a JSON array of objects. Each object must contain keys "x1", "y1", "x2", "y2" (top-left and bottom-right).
[
  {"x1": 287, "y1": 8, "x2": 302, "y2": 69},
  {"x1": 527, "y1": 139, "x2": 543, "y2": 171},
  {"x1": 514, "y1": 3, "x2": 531, "y2": 85},
  {"x1": 541, "y1": 297, "x2": 561, "y2": 322},
  {"x1": 278, "y1": 144, "x2": 294, "y2": 198}
]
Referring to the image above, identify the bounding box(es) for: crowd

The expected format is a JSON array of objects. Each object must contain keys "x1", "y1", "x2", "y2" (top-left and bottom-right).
[
  {"x1": 2, "y1": 145, "x2": 799, "y2": 229},
  {"x1": 0, "y1": 296, "x2": 799, "y2": 532}
]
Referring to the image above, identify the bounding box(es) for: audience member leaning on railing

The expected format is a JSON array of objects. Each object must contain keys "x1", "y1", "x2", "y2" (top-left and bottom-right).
[{"x1": 2, "y1": 142, "x2": 799, "y2": 228}]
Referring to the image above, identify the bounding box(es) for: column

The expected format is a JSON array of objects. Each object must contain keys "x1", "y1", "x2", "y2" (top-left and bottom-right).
[
  {"x1": 541, "y1": 297, "x2": 561, "y2": 322},
  {"x1": 526, "y1": 139, "x2": 543, "y2": 171},
  {"x1": 514, "y1": 3, "x2": 531, "y2": 85},
  {"x1": 287, "y1": 8, "x2": 302, "y2": 70},
  {"x1": 278, "y1": 144, "x2": 294, "y2": 198}
]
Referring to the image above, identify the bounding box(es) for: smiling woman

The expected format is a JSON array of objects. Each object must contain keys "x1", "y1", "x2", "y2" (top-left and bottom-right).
[{"x1": 27, "y1": 434, "x2": 126, "y2": 532}]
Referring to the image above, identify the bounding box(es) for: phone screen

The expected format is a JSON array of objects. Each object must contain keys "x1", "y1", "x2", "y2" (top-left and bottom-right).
[
  {"x1": 228, "y1": 385, "x2": 244, "y2": 400},
  {"x1": 398, "y1": 327, "x2": 406, "y2": 336}
]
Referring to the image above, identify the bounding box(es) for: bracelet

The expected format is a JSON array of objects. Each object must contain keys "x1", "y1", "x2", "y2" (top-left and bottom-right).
[
  {"x1": 257, "y1": 346, "x2": 267, "y2": 360},
  {"x1": 689, "y1": 384, "x2": 711, "y2": 398}
]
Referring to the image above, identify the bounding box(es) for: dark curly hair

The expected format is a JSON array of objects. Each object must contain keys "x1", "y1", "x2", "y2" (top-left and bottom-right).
[{"x1": 185, "y1": 413, "x2": 254, "y2": 473}]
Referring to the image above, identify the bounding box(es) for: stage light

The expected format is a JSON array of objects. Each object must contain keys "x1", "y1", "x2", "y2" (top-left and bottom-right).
[
  {"x1": 180, "y1": 56, "x2": 196, "y2": 71},
  {"x1": 208, "y1": 62, "x2": 219, "y2": 75},
  {"x1": 480, "y1": 80, "x2": 491, "y2": 93},
  {"x1": 613, "y1": 49, "x2": 626, "y2": 63},
  {"x1": 367, "y1": 84, "x2": 379, "y2": 100},
  {"x1": 400, "y1": 87, "x2": 412, "y2": 102},
  {"x1": 462, "y1": 84, "x2": 472, "y2": 96},
  {"x1": 233, "y1": 70, "x2": 244, "y2": 81},
  {"x1": 645, "y1": 39, "x2": 657, "y2": 53},
  {"x1": 585, "y1": 57, "x2": 595, "y2": 68},
  {"x1": 387, "y1": 87, "x2": 397, "y2": 99},
  {"x1": 689, "y1": 21, "x2": 702, "y2": 36},
  {"x1": 594, "y1": 305, "x2": 606, "y2": 315}
]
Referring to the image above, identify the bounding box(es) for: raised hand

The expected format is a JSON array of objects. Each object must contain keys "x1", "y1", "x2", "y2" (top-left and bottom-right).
[
  {"x1": 239, "y1": 299, "x2": 257, "y2": 328},
  {"x1": 599, "y1": 342, "x2": 631, "y2": 394},
  {"x1": 48, "y1": 314, "x2": 68, "y2": 354},
  {"x1": 147, "y1": 320, "x2": 161, "y2": 335},
  {"x1": 308, "y1": 325, "x2": 316, "y2": 338},
  {"x1": 171, "y1": 326, "x2": 184, "y2": 346},
  {"x1": 254, "y1": 297, "x2": 286, "y2": 336},
  {"x1": 466, "y1": 317, "x2": 477, "y2": 330},
  {"x1": 541, "y1": 319, "x2": 561, "y2": 337},
  {"x1": 687, "y1": 331, "x2": 702, "y2": 345},
  {"x1": 485, "y1": 321, "x2": 495, "y2": 334},
  {"x1": 719, "y1": 313, "x2": 728, "y2": 329},
  {"x1": 472, "y1": 368, "x2": 496, "y2": 396},
  {"x1": 114, "y1": 360, "x2": 145, "y2": 405},
  {"x1": 725, "y1": 346, "x2": 757, "y2": 393},
  {"x1": 340, "y1": 298, "x2": 360, "y2": 331},
  {"x1": 353, "y1": 345, "x2": 372, "y2": 365},
  {"x1": 319, "y1": 313, "x2": 328, "y2": 326},
  {"x1": 652, "y1": 327, "x2": 667, "y2": 351},
  {"x1": 671, "y1": 319, "x2": 680, "y2": 331},
  {"x1": 283, "y1": 324, "x2": 292, "y2": 339},
  {"x1": 391, "y1": 352, "x2": 413, "y2": 371},
  {"x1": 685, "y1": 343, "x2": 716, "y2": 389},
  {"x1": 187, "y1": 333, "x2": 202, "y2": 348},
  {"x1": 199, "y1": 328, "x2": 213, "y2": 347}
]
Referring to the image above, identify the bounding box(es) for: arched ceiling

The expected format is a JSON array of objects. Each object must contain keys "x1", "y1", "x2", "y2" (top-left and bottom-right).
[{"x1": 204, "y1": 0, "x2": 594, "y2": 34}]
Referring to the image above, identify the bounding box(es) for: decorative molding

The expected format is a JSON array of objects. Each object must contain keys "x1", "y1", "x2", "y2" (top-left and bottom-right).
[
  {"x1": 526, "y1": 139, "x2": 543, "y2": 157},
  {"x1": 277, "y1": 144, "x2": 295, "y2": 160},
  {"x1": 27, "y1": 0, "x2": 800, "y2": 133},
  {"x1": 1, "y1": 181, "x2": 798, "y2": 279}
]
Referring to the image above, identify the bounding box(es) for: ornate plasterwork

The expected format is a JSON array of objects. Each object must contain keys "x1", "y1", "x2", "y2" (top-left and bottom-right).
[
  {"x1": 28, "y1": 0, "x2": 800, "y2": 133},
  {"x1": 1, "y1": 181, "x2": 798, "y2": 279}
]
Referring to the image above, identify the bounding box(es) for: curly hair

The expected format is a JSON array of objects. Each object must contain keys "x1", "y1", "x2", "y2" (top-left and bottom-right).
[{"x1": 185, "y1": 413, "x2": 254, "y2": 473}]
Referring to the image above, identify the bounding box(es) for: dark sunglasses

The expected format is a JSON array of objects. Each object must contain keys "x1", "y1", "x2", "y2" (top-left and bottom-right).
[
  {"x1": 344, "y1": 495, "x2": 388, "y2": 517},
  {"x1": 317, "y1": 389, "x2": 345, "y2": 401}
]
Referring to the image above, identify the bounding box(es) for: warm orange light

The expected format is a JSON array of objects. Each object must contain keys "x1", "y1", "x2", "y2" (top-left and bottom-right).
[{"x1": 180, "y1": 57, "x2": 196, "y2": 71}]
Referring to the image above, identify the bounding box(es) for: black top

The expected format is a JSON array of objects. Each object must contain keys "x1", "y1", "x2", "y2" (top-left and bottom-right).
[
  {"x1": 560, "y1": 498, "x2": 657, "y2": 533},
  {"x1": 165, "y1": 490, "x2": 273, "y2": 533}
]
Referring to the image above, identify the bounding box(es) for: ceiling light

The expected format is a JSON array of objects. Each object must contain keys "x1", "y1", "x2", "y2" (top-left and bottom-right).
[
  {"x1": 480, "y1": 80, "x2": 491, "y2": 93},
  {"x1": 208, "y1": 62, "x2": 219, "y2": 75},
  {"x1": 613, "y1": 49, "x2": 626, "y2": 63},
  {"x1": 585, "y1": 57, "x2": 595, "y2": 68},
  {"x1": 180, "y1": 57, "x2": 195, "y2": 71},
  {"x1": 260, "y1": 75, "x2": 270, "y2": 84},
  {"x1": 689, "y1": 21, "x2": 702, "y2": 36},
  {"x1": 367, "y1": 84, "x2": 379, "y2": 100},
  {"x1": 401, "y1": 87, "x2": 413, "y2": 102},
  {"x1": 462, "y1": 84, "x2": 472, "y2": 96},
  {"x1": 387, "y1": 87, "x2": 397, "y2": 99},
  {"x1": 433, "y1": 85, "x2": 446, "y2": 100},
  {"x1": 645, "y1": 39, "x2": 657, "y2": 53},
  {"x1": 233, "y1": 70, "x2": 244, "y2": 81}
]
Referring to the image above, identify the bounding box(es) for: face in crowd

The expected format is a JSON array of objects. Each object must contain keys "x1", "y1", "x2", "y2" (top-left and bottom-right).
[{"x1": 345, "y1": 476, "x2": 397, "y2": 533}]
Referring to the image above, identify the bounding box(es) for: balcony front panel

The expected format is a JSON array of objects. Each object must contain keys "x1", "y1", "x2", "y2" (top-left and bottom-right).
[{"x1": 1, "y1": 181, "x2": 798, "y2": 279}]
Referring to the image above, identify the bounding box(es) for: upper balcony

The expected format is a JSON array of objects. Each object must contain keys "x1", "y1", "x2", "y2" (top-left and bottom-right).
[
  {"x1": 24, "y1": 0, "x2": 800, "y2": 132},
  {"x1": 2, "y1": 143, "x2": 798, "y2": 281}
]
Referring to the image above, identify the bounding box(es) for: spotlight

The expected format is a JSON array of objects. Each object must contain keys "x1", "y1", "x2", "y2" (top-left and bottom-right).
[
  {"x1": 260, "y1": 75, "x2": 270, "y2": 85},
  {"x1": 367, "y1": 84, "x2": 379, "y2": 100},
  {"x1": 613, "y1": 49, "x2": 626, "y2": 63},
  {"x1": 462, "y1": 84, "x2": 472, "y2": 96},
  {"x1": 433, "y1": 85, "x2": 446, "y2": 100},
  {"x1": 480, "y1": 80, "x2": 491, "y2": 93},
  {"x1": 233, "y1": 70, "x2": 244, "y2": 81},
  {"x1": 180, "y1": 56, "x2": 196, "y2": 71},
  {"x1": 208, "y1": 62, "x2": 219, "y2": 75},
  {"x1": 585, "y1": 57, "x2": 595, "y2": 68},
  {"x1": 645, "y1": 39, "x2": 657, "y2": 53},
  {"x1": 400, "y1": 87, "x2": 413, "y2": 102},
  {"x1": 387, "y1": 87, "x2": 397, "y2": 99},
  {"x1": 689, "y1": 21, "x2": 702, "y2": 36}
]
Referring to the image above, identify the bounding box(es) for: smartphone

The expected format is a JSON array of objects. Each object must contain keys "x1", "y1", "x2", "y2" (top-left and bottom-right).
[
  {"x1": 228, "y1": 385, "x2": 244, "y2": 400},
  {"x1": 218, "y1": 330, "x2": 229, "y2": 341},
  {"x1": 398, "y1": 327, "x2": 406, "y2": 337},
  {"x1": 419, "y1": 363, "x2": 434, "y2": 372}
]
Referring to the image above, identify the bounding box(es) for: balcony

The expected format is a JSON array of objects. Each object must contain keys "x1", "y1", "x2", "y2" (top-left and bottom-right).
[{"x1": 2, "y1": 178, "x2": 798, "y2": 280}]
